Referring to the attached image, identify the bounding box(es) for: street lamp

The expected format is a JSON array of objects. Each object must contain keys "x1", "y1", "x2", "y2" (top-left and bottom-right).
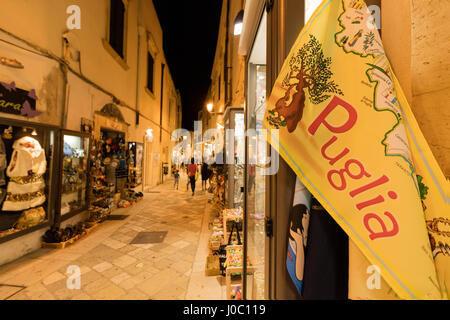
[
  {"x1": 206, "y1": 103, "x2": 223, "y2": 115},
  {"x1": 145, "y1": 129, "x2": 153, "y2": 142}
]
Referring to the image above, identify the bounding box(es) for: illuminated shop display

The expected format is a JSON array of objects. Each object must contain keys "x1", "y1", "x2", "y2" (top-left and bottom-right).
[
  {"x1": 60, "y1": 131, "x2": 90, "y2": 218},
  {"x1": 0, "y1": 118, "x2": 57, "y2": 241}
]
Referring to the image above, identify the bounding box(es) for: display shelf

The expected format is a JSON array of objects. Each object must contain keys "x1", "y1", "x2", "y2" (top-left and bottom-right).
[{"x1": 225, "y1": 245, "x2": 255, "y2": 300}]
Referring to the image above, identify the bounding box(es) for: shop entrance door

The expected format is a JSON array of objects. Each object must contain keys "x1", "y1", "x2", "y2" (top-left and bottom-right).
[
  {"x1": 266, "y1": 0, "x2": 307, "y2": 300},
  {"x1": 100, "y1": 128, "x2": 127, "y2": 198}
]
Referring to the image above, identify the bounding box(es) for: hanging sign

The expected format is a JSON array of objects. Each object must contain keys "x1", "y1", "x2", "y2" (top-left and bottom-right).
[
  {"x1": 0, "y1": 81, "x2": 41, "y2": 118},
  {"x1": 264, "y1": 0, "x2": 449, "y2": 300}
]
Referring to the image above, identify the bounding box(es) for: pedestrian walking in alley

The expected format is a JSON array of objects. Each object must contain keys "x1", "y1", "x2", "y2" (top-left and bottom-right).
[
  {"x1": 173, "y1": 169, "x2": 180, "y2": 189},
  {"x1": 188, "y1": 158, "x2": 197, "y2": 196},
  {"x1": 201, "y1": 162, "x2": 209, "y2": 191},
  {"x1": 186, "y1": 162, "x2": 190, "y2": 191}
]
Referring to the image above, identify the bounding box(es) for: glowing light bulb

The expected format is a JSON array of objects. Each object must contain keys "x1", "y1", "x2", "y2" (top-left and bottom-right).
[{"x1": 234, "y1": 22, "x2": 243, "y2": 35}]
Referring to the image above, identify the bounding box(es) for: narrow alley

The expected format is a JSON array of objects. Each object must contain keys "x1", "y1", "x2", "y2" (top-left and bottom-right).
[
  {"x1": 0, "y1": 174, "x2": 224, "y2": 300},
  {"x1": 0, "y1": 0, "x2": 448, "y2": 306}
]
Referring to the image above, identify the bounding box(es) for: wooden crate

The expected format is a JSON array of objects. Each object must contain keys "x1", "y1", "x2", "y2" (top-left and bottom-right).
[
  {"x1": 41, "y1": 235, "x2": 80, "y2": 249},
  {"x1": 205, "y1": 254, "x2": 221, "y2": 276},
  {"x1": 41, "y1": 223, "x2": 99, "y2": 249},
  {"x1": 78, "y1": 222, "x2": 99, "y2": 238}
]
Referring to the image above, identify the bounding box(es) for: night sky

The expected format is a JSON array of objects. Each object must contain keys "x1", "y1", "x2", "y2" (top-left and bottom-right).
[{"x1": 153, "y1": 0, "x2": 223, "y2": 131}]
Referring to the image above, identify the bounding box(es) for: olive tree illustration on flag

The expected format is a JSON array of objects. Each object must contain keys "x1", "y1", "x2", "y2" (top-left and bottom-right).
[
  {"x1": 264, "y1": 0, "x2": 449, "y2": 300},
  {"x1": 266, "y1": 34, "x2": 343, "y2": 132}
]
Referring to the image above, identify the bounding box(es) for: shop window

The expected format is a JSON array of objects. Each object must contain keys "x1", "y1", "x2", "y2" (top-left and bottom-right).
[
  {"x1": 60, "y1": 132, "x2": 90, "y2": 219},
  {"x1": 245, "y1": 10, "x2": 267, "y2": 300},
  {"x1": 0, "y1": 120, "x2": 56, "y2": 241},
  {"x1": 224, "y1": 108, "x2": 244, "y2": 209},
  {"x1": 109, "y1": 0, "x2": 126, "y2": 58},
  {"x1": 147, "y1": 52, "x2": 155, "y2": 93}
]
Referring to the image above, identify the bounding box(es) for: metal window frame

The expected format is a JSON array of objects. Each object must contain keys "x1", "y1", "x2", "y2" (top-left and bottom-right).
[
  {"x1": 56, "y1": 129, "x2": 91, "y2": 225},
  {"x1": 243, "y1": 2, "x2": 267, "y2": 301}
]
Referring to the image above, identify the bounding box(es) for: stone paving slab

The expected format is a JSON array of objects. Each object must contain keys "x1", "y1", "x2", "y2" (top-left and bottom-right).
[{"x1": 0, "y1": 175, "x2": 213, "y2": 300}]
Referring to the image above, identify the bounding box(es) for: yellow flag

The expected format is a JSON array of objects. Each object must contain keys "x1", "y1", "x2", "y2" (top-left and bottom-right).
[{"x1": 263, "y1": 0, "x2": 449, "y2": 299}]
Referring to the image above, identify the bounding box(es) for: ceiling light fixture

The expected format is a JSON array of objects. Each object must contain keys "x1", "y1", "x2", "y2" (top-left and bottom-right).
[{"x1": 233, "y1": 10, "x2": 244, "y2": 36}]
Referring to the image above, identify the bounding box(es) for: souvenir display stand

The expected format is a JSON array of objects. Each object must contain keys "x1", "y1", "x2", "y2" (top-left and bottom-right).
[
  {"x1": 99, "y1": 129, "x2": 143, "y2": 209},
  {"x1": 40, "y1": 132, "x2": 142, "y2": 249},
  {"x1": 224, "y1": 245, "x2": 255, "y2": 300},
  {"x1": 209, "y1": 216, "x2": 224, "y2": 251},
  {"x1": 41, "y1": 136, "x2": 106, "y2": 248},
  {"x1": 223, "y1": 207, "x2": 243, "y2": 243},
  {"x1": 205, "y1": 164, "x2": 226, "y2": 275},
  {"x1": 204, "y1": 150, "x2": 253, "y2": 300},
  {"x1": 88, "y1": 138, "x2": 114, "y2": 222}
]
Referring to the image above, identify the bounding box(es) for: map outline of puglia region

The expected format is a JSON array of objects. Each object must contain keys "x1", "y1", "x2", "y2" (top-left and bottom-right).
[{"x1": 334, "y1": 0, "x2": 418, "y2": 191}]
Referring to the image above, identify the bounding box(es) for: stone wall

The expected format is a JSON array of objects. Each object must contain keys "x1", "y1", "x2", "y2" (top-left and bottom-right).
[
  {"x1": 410, "y1": 0, "x2": 450, "y2": 176},
  {"x1": 382, "y1": 0, "x2": 450, "y2": 177}
]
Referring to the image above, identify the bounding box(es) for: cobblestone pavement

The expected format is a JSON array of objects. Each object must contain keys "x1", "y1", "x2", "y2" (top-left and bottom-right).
[{"x1": 0, "y1": 174, "x2": 214, "y2": 300}]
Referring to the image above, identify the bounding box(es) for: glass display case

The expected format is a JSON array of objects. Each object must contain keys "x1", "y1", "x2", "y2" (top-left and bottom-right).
[
  {"x1": 59, "y1": 130, "x2": 90, "y2": 220},
  {"x1": 127, "y1": 142, "x2": 143, "y2": 187},
  {"x1": 0, "y1": 118, "x2": 58, "y2": 242},
  {"x1": 223, "y1": 107, "x2": 245, "y2": 210},
  {"x1": 244, "y1": 10, "x2": 267, "y2": 300}
]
